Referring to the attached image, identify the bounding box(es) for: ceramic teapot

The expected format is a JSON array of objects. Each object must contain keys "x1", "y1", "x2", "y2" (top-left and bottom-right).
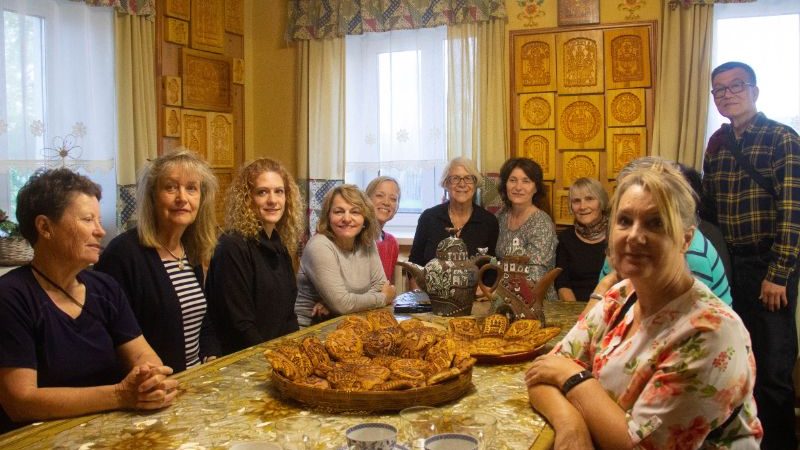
[
  {"x1": 476, "y1": 238, "x2": 562, "y2": 325},
  {"x1": 397, "y1": 236, "x2": 496, "y2": 316}
]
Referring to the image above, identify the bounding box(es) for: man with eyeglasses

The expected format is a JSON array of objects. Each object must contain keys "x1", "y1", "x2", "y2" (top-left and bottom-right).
[{"x1": 702, "y1": 61, "x2": 800, "y2": 450}]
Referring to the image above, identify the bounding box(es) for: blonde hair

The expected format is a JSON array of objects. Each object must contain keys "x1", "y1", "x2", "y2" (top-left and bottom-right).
[
  {"x1": 136, "y1": 148, "x2": 218, "y2": 265},
  {"x1": 316, "y1": 184, "x2": 379, "y2": 250},
  {"x1": 439, "y1": 156, "x2": 483, "y2": 189},
  {"x1": 365, "y1": 176, "x2": 401, "y2": 200},
  {"x1": 608, "y1": 157, "x2": 697, "y2": 255},
  {"x1": 568, "y1": 177, "x2": 610, "y2": 216},
  {"x1": 224, "y1": 158, "x2": 304, "y2": 255}
]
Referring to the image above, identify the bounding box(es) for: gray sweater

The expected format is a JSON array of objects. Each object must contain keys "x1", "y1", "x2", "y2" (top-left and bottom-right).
[{"x1": 295, "y1": 233, "x2": 387, "y2": 326}]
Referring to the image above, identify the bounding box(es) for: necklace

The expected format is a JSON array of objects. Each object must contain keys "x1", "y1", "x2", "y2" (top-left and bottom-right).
[
  {"x1": 30, "y1": 264, "x2": 84, "y2": 310},
  {"x1": 162, "y1": 241, "x2": 186, "y2": 270},
  {"x1": 447, "y1": 205, "x2": 471, "y2": 238}
]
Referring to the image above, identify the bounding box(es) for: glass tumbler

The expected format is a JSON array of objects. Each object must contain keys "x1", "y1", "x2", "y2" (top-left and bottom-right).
[
  {"x1": 399, "y1": 406, "x2": 442, "y2": 449},
  {"x1": 275, "y1": 416, "x2": 321, "y2": 450},
  {"x1": 450, "y1": 412, "x2": 497, "y2": 450}
]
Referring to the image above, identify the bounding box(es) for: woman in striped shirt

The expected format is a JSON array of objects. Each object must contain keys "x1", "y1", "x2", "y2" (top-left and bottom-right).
[{"x1": 95, "y1": 149, "x2": 220, "y2": 372}]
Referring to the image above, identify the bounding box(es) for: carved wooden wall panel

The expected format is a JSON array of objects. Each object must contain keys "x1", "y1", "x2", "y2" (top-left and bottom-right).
[
  {"x1": 190, "y1": 0, "x2": 225, "y2": 53},
  {"x1": 182, "y1": 48, "x2": 232, "y2": 112},
  {"x1": 181, "y1": 109, "x2": 209, "y2": 159},
  {"x1": 607, "y1": 127, "x2": 646, "y2": 179},
  {"x1": 233, "y1": 58, "x2": 245, "y2": 85},
  {"x1": 165, "y1": 18, "x2": 188, "y2": 46},
  {"x1": 562, "y1": 151, "x2": 600, "y2": 186},
  {"x1": 518, "y1": 130, "x2": 556, "y2": 180},
  {"x1": 213, "y1": 170, "x2": 232, "y2": 224},
  {"x1": 163, "y1": 76, "x2": 182, "y2": 106},
  {"x1": 165, "y1": 0, "x2": 189, "y2": 20},
  {"x1": 554, "y1": 190, "x2": 572, "y2": 225},
  {"x1": 606, "y1": 88, "x2": 645, "y2": 127},
  {"x1": 556, "y1": 94, "x2": 605, "y2": 149},
  {"x1": 556, "y1": 30, "x2": 604, "y2": 95},
  {"x1": 604, "y1": 26, "x2": 651, "y2": 90},
  {"x1": 164, "y1": 107, "x2": 181, "y2": 137},
  {"x1": 225, "y1": 0, "x2": 245, "y2": 35},
  {"x1": 207, "y1": 112, "x2": 234, "y2": 168},
  {"x1": 519, "y1": 92, "x2": 555, "y2": 129},
  {"x1": 514, "y1": 34, "x2": 557, "y2": 93}
]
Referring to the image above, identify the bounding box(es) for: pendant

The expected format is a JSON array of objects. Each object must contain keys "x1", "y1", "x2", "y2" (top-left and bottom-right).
[{"x1": 178, "y1": 259, "x2": 185, "y2": 271}]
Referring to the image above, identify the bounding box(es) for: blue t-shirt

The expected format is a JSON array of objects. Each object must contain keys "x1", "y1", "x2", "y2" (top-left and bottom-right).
[
  {"x1": 0, "y1": 266, "x2": 142, "y2": 432},
  {"x1": 599, "y1": 229, "x2": 732, "y2": 305}
]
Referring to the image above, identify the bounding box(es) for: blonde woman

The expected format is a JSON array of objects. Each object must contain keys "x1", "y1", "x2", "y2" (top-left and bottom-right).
[
  {"x1": 95, "y1": 149, "x2": 219, "y2": 372},
  {"x1": 365, "y1": 176, "x2": 401, "y2": 280},
  {"x1": 206, "y1": 158, "x2": 304, "y2": 355},
  {"x1": 295, "y1": 184, "x2": 395, "y2": 327}
]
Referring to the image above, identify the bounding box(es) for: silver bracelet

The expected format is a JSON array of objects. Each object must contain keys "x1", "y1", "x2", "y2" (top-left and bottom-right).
[{"x1": 589, "y1": 293, "x2": 604, "y2": 301}]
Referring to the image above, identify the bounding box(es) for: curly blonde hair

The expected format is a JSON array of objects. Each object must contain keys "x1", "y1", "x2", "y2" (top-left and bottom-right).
[
  {"x1": 224, "y1": 158, "x2": 304, "y2": 255},
  {"x1": 316, "y1": 184, "x2": 379, "y2": 250}
]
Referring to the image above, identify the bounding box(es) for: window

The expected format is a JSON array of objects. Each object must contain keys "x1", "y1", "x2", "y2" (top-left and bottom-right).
[
  {"x1": 0, "y1": 0, "x2": 117, "y2": 235},
  {"x1": 706, "y1": 1, "x2": 800, "y2": 142},
  {"x1": 345, "y1": 27, "x2": 450, "y2": 239}
]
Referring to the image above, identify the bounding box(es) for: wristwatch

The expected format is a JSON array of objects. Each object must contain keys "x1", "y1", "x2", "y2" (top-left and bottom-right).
[{"x1": 561, "y1": 369, "x2": 593, "y2": 395}]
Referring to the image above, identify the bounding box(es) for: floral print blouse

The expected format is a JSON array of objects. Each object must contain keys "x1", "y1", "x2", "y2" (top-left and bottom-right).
[
  {"x1": 496, "y1": 208, "x2": 557, "y2": 301},
  {"x1": 552, "y1": 279, "x2": 762, "y2": 449}
]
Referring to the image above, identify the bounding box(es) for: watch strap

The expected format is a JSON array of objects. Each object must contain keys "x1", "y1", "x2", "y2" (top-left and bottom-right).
[{"x1": 561, "y1": 369, "x2": 593, "y2": 395}]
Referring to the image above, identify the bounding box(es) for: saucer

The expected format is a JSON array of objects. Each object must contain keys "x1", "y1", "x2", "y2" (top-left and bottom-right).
[{"x1": 337, "y1": 444, "x2": 408, "y2": 450}]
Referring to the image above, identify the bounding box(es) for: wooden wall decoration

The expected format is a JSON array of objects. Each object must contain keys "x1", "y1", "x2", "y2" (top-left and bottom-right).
[
  {"x1": 606, "y1": 88, "x2": 645, "y2": 127},
  {"x1": 554, "y1": 190, "x2": 572, "y2": 225},
  {"x1": 165, "y1": 0, "x2": 189, "y2": 20},
  {"x1": 182, "y1": 48, "x2": 232, "y2": 112},
  {"x1": 164, "y1": 107, "x2": 181, "y2": 137},
  {"x1": 225, "y1": 0, "x2": 245, "y2": 35},
  {"x1": 233, "y1": 59, "x2": 245, "y2": 85},
  {"x1": 181, "y1": 109, "x2": 209, "y2": 159},
  {"x1": 518, "y1": 130, "x2": 556, "y2": 180},
  {"x1": 541, "y1": 181, "x2": 554, "y2": 216},
  {"x1": 163, "y1": 76, "x2": 182, "y2": 106},
  {"x1": 556, "y1": 29, "x2": 604, "y2": 95},
  {"x1": 558, "y1": 0, "x2": 600, "y2": 26},
  {"x1": 607, "y1": 127, "x2": 646, "y2": 178},
  {"x1": 213, "y1": 170, "x2": 232, "y2": 223},
  {"x1": 519, "y1": 92, "x2": 555, "y2": 129},
  {"x1": 207, "y1": 112, "x2": 234, "y2": 168},
  {"x1": 190, "y1": 0, "x2": 225, "y2": 53},
  {"x1": 562, "y1": 151, "x2": 600, "y2": 186},
  {"x1": 514, "y1": 34, "x2": 557, "y2": 93},
  {"x1": 604, "y1": 26, "x2": 651, "y2": 90},
  {"x1": 556, "y1": 94, "x2": 605, "y2": 150},
  {"x1": 165, "y1": 18, "x2": 189, "y2": 46}
]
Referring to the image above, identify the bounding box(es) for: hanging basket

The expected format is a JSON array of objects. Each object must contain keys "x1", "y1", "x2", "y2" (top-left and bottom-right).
[{"x1": 0, "y1": 237, "x2": 33, "y2": 266}]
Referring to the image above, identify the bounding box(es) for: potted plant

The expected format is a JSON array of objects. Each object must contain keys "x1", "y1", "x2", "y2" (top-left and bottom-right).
[{"x1": 0, "y1": 208, "x2": 33, "y2": 266}]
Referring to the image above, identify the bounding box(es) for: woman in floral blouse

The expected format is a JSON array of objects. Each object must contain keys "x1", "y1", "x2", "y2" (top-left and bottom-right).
[{"x1": 525, "y1": 157, "x2": 761, "y2": 449}]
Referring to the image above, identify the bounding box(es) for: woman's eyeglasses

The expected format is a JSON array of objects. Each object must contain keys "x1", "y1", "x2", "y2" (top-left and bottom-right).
[
  {"x1": 711, "y1": 81, "x2": 753, "y2": 99},
  {"x1": 446, "y1": 175, "x2": 477, "y2": 186}
]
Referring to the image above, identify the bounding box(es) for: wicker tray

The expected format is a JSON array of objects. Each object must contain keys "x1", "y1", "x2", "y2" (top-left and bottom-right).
[
  {"x1": 474, "y1": 344, "x2": 546, "y2": 365},
  {"x1": 270, "y1": 369, "x2": 473, "y2": 412},
  {"x1": 0, "y1": 237, "x2": 33, "y2": 266}
]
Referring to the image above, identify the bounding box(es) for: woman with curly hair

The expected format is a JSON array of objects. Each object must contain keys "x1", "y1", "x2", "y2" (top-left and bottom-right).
[{"x1": 205, "y1": 158, "x2": 304, "y2": 355}]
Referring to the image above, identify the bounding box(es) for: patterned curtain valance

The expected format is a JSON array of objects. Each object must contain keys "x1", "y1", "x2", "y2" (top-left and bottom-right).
[
  {"x1": 78, "y1": 0, "x2": 155, "y2": 17},
  {"x1": 668, "y1": 0, "x2": 756, "y2": 9},
  {"x1": 287, "y1": 0, "x2": 506, "y2": 41}
]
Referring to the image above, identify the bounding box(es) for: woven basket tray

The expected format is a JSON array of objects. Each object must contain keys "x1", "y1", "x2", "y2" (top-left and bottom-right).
[
  {"x1": 0, "y1": 237, "x2": 33, "y2": 266},
  {"x1": 271, "y1": 369, "x2": 473, "y2": 412}
]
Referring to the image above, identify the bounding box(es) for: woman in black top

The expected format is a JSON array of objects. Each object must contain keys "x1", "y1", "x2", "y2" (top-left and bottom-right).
[
  {"x1": 409, "y1": 156, "x2": 498, "y2": 265},
  {"x1": 555, "y1": 177, "x2": 609, "y2": 302},
  {"x1": 206, "y1": 158, "x2": 304, "y2": 355}
]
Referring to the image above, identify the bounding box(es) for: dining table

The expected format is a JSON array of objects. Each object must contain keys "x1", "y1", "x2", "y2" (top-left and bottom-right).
[{"x1": 0, "y1": 300, "x2": 586, "y2": 450}]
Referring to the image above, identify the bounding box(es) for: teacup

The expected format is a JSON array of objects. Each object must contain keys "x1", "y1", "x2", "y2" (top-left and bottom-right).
[
  {"x1": 229, "y1": 442, "x2": 283, "y2": 450},
  {"x1": 424, "y1": 433, "x2": 479, "y2": 450},
  {"x1": 346, "y1": 422, "x2": 397, "y2": 450}
]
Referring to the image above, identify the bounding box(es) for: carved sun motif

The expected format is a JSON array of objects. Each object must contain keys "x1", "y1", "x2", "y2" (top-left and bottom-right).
[
  {"x1": 566, "y1": 155, "x2": 596, "y2": 183},
  {"x1": 523, "y1": 97, "x2": 551, "y2": 126},
  {"x1": 561, "y1": 101, "x2": 601, "y2": 143},
  {"x1": 611, "y1": 93, "x2": 642, "y2": 123}
]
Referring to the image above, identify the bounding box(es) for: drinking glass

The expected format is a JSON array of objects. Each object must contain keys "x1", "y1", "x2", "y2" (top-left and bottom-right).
[
  {"x1": 450, "y1": 412, "x2": 497, "y2": 450},
  {"x1": 400, "y1": 406, "x2": 442, "y2": 449},
  {"x1": 275, "y1": 416, "x2": 321, "y2": 450}
]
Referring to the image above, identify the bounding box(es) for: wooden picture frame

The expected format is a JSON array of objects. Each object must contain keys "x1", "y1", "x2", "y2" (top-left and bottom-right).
[
  {"x1": 190, "y1": 0, "x2": 225, "y2": 53},
  {"x1": 558, "y1": 0, "x2": 600, "y2": 26},
  {"x1": 182, "y1": 48, "x2": 232, "y2": 112}
]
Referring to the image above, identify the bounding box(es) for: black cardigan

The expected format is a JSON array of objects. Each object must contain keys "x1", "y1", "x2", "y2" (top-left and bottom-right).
[
  {"x1": 205, "y1": 231, "x2": 299, "y2": 356},
  {"x1": 94, "y1": 228, "x2": 219, "y2": 372},
  {"x1": 409, "y1": 202, "x2": 499, "y2": 265}
]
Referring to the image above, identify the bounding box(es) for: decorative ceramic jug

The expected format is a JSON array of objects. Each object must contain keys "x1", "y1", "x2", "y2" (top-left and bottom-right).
[
  {"x1": 476, "y1": 238, "x2": 562, "y2": 325},
  {"x1": 397, "y1": 236, "x2": 495, "y2": 316}
]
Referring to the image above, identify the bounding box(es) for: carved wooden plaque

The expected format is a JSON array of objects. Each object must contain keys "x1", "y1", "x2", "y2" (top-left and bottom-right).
[
  {"x1": 164, "y1": 107, "x2": 181, "y2": 137},
  {"x1": 604, "y1": 26, "x2": 651, "y2": 89},
  {"x1": 514, "y1": 34, "x2": 557, "y2": 93},
  {"x1": 558, "y1": 0, "x2": 599, "y2": 26},
  {"x1": 542, "y1": 181, "x2": 554, "y2": 216},
  {"x1": 518, "y1": 130, "x2": 556, "y2": 180},
  {"x1": 164, "y1": 76, "x2": 182, "y2": 106},
  {"x1": 556, "y1": 30, "x2": 604, "y2": 94},
  {"x1": 182, "y1": 48, "x2": 232, "y2": 112},
  {"x1": 562, "y1": 151, "x2": 600, "y2": 186},
  {"x1": 213, "y1": 169, "x2": 232, "y2": 223},
  {"x1": 191, "y1": 0, "x2": 225, "y2": 53},
  {"x1": 554, "y1": 189, "x2": 572, "y2": 225},
  {"x1": 233, "y1": 58, "x2": 245, "y2": 85},
  {"x1": 556, "y1": 95, "x2": 605, "y2": 149},
  {"x1": 606, "y1": 88, "x2": 645, "y2": 127},
  {"x1": 225, "y1": 0, "x2": 245, "y2": 35},
  {"x1": 607, "y1": 127, "x2": 646, "y2": 178},
  {"x1": 165, "y1": 0, "x2": 190, "y2": 20},
  {"x1": 207, "y1": 112, "x2": 234, "y2": 168},
  {"x1": 181, "y1": 109, "x2": 209, "y2": 160},
  {"x1": 165, "y1": 18, "x2": 189, "y2": 46},
  {"x1": 519, "y1": 92, "x2": 555, "y2": 129}
]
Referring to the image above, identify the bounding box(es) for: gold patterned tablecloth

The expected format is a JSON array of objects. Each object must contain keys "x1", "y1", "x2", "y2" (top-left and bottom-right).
[{"x1": 0, "y1": 301, "x2": 586, "y2": 450}]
